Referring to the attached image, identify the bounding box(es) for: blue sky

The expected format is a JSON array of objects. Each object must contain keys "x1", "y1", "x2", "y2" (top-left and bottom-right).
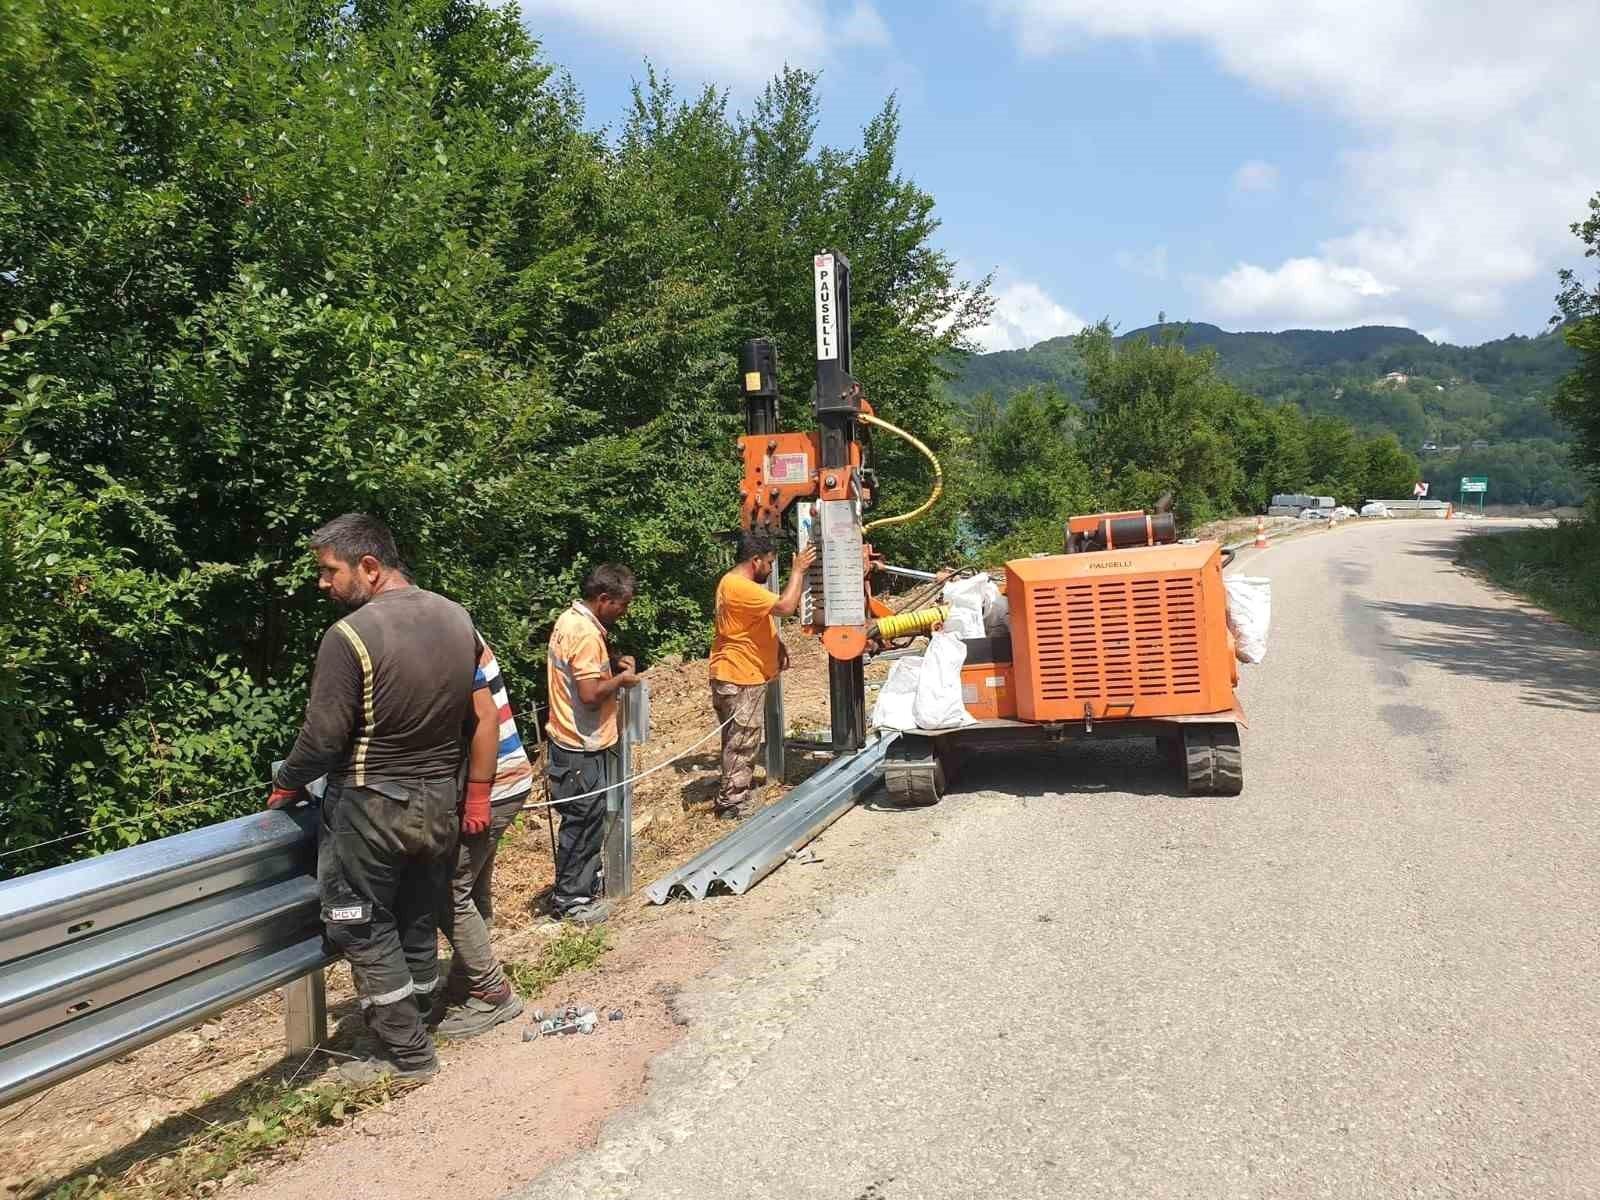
[{"x1": 522, "y1": 0, "x2": 1599, "y2": 350}]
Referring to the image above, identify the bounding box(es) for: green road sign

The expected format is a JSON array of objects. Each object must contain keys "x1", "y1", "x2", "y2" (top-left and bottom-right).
[{"x1": 1460, "y1": 476, "x2": 1488, "y2": 493}]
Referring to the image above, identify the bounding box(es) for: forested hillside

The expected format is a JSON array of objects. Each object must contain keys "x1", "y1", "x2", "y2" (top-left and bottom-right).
[{"x1": 948, "y1": 323, "x2": 1585, "y2": 505}]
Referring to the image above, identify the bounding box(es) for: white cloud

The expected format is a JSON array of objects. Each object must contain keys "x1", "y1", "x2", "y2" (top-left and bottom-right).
[
  {"x1": 971, "y1": 277, "x2": 1087, "y2": 351},
  {"x1": 841, "y1": 1, "x2": 891, "y2": 47},
  {"x1": 1231, "y1": 159, "x2": 1278, "y2": 193},
  {"x1": 522, "y1": 1, "x2": 890, "y2": 85},
  {"x1": 1114, "y1": 244, "x2": 1168, "y2": 280},
  {"x1": 984, "y1": 0, "x2": 1600, "y2": 331},
  {"x1": 1204, "y1": 257, "x2": 1400, "y2": 326}
]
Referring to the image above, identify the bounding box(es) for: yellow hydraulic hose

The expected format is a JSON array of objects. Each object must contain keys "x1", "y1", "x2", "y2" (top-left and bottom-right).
[
  {"x1": 858, "y1": 411, "x2": 944, "y2": 533},
  {"x1": 870, "y1": 605, "x2": 950, "y2": 640}
]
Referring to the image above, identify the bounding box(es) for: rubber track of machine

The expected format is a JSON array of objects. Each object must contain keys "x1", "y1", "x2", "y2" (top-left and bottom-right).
[
  {"x1": 1209, "y1": 724, "x2": 1244, "y2": 795},
  {"x1": 1182, "y1": 724, "x2": 1244, "y2": 796},
  {"x1": 1182, "y1": 725, "x2": 1216, "y2": 795},
  {"x1": 885, "y1": 740, "x2": 945, "y2": 806}
]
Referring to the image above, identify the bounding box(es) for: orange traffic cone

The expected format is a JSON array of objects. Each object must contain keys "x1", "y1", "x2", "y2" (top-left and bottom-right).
[{"x1": 1254, "y1": 517, "x2": 1268, "y2": 549}]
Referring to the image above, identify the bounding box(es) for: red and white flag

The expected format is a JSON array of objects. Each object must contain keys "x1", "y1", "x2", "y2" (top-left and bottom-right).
[{"x1": 1413, "y1": 482, "x2": 1429, "y2": 497}]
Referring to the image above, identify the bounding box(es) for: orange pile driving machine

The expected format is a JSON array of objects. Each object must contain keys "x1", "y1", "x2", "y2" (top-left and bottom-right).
[
  {"x1": 735, "y1": 250, "x2": 1245, "y2": 804},
  {"x1": 920, "y1": 512, "x2": 1246, "y2": 803}
]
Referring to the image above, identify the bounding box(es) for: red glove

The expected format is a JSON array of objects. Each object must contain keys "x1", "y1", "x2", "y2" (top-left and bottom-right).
[
  {"x1": 267, "y1": 784, "x2": 305, "y2": 810},
  {"x1": 462, "y1": 780, "x2": 493, "y2": 836}
]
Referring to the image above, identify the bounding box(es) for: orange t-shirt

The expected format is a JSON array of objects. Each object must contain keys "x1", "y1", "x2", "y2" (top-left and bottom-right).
[
  {"x1": 545, "y1": 603, "x2": 617, "y2": 751},
  {"x1": 709, "y1": 571, "x2": 779, "y2": 685}
]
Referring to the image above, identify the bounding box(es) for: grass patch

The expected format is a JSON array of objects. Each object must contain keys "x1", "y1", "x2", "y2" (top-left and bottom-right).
[
  {"x1": 1458, "y1": 513, "x2": 1600, "y2": 637},
  {"x1": 48, "y1": 1078, "x2": 395, "y2": 1200},
  {"x1": 504, "y1": 925, "x2": 609, "y2": 999}
]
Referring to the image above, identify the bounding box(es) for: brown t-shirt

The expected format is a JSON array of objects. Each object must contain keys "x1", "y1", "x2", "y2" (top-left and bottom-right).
[{"x1": 275, "y1": 586, "x2": 482, "y2": 791}]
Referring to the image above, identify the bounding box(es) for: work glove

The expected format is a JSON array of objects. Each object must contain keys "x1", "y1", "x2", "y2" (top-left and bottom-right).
[
  {"x1": 462, "y1": 779, "x2": 493, "y2": 836},
  {"x1": 266, "y1": 784, "x2": 306, "y2": 810}
]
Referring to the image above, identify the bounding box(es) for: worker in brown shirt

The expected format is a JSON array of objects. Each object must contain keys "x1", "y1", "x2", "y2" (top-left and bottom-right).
[{"x1": 269, "y1": 513, "x2": 481, "y2": 1083}]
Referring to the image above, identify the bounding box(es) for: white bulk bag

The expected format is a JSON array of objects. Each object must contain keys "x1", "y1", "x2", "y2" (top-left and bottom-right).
[
  {"x1": 1224, "y1": 575, "x2": 1272, "y2": 664},
  {"x1": 912, "y1": 631, "x2": 977, "y2": 730},
  {"x1": 870, "y1": 656, "x2": 924, "y2": 732}
]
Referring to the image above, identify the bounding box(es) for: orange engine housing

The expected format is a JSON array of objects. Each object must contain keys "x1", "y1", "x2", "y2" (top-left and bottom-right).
[{"x1": 1005, "y1": 542, "x2": 1238, "y2": 721}]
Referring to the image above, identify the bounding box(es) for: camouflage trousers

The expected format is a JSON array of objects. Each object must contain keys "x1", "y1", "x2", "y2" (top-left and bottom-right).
[{"x1": 710, "y1": 680, "x2": 767, "y2": 813}]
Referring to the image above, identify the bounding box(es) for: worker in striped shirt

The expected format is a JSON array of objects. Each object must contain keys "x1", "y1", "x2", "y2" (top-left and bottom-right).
[{"x1": 431, "y1": 637, "x2": 534, "y2": 1038}]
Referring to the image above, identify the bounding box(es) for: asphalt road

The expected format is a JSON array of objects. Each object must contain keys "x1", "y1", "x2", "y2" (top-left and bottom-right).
[{"x1": 523, "y1": 520, "x2": 1600, "y2": 1200}]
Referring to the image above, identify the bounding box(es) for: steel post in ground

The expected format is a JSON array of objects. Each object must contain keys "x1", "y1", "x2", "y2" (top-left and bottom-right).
[
  {"x1": 764, "y1": 563, "x2": 786, "y2": 788},
  {"x1": 283, "y1": 968, "x2": 326, "y2": 1052},
  {"x1": 602, "y1": 687, "x2": 638, "y2": 900}
]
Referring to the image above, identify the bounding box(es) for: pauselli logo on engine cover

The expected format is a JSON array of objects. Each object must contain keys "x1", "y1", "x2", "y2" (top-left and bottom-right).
[{"x1": 1087, "y1": 560, "x2": 1134, "y2": 569}]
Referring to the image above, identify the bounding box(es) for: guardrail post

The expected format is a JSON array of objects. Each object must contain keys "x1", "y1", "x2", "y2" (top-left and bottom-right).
[
  {"x1": 284, "y1": 968, "x2": 327, "y2": 1052},
  {"x1": 764, "y1": 562, "x2": 786, "y2": 786},
  {"x1": 603, "y1": 683, "x2": 644, "y2": 900}
]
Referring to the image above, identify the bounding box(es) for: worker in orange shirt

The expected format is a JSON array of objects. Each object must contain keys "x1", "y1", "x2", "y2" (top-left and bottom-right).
[{"x1": 708, "y1": 532, "x2": 817, "y2": 819}]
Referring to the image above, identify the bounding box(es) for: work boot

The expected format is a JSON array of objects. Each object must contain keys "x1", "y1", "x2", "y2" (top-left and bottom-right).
[
  {"x1": 560, "y1": 899, "x2": 613, "y2": 927},
  {"x1": 434, "y1": 986, "x2": 524, "y2": 1039},
  {"x1": 335, "y1": 1054, "x2": 439, "y2": 1086},
  {"x1": 713, "y1": 803, "x2": 744, "y2": 821}
]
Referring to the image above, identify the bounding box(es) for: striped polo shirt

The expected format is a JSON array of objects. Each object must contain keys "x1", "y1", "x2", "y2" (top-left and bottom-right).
[{"x1": 475, "y1": 640, "x2": 534, "y2": 804}]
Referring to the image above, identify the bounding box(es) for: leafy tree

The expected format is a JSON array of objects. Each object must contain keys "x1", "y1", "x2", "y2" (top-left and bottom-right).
[
  {"x1": 1361, "y1": 434, "x2": 1422, "y2": 501},
  {"x1": 1078, "y1": 326, "x2": 1246, "y2": 527},
  {"x1": 962, "y1": 387, "x2": 1095, "y2": 559},
  {"x1": 1553, "y1": 192, "x2": 1600, "y2": 487}
]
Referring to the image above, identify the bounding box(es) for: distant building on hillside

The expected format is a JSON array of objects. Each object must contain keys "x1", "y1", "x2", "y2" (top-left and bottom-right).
[
  {"x1": 1470, "y1": 439, "x2": 1489, "y2": 450},
  {"x1": 1420, "y1": 441, "x2": 1438, "y2": 453},
  {"x1": 1380, "y1": 371, "x2": 1410, "y2": 386}
]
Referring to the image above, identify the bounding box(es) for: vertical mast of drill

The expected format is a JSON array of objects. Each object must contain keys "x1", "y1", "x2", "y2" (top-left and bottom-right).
[{"x1": 813, "y1": 250, "x2": 867, "y2": 752}]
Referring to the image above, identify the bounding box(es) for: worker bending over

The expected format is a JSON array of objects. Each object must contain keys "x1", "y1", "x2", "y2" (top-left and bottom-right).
[
  {"x1": 708, "y1": 533, "x2": 816, "y2": 818},
  {"x1": 270, "y1": 513, "x2": 480, "y2": 1083},
  {"x1": 432, "y1": 636, "x2": 533, "y2": 1037},
  {"x1": 545, "y1": 563, "x2": 640, "y2": 924}
]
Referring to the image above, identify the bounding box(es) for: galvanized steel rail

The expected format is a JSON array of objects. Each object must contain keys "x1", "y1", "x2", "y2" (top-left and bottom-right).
[
  {"x1": 0, "y1": 808, "x2": 330, "y2": 1109},
  {"x1": 646, "y1": 732, "x2": 895, "y2": 904}
]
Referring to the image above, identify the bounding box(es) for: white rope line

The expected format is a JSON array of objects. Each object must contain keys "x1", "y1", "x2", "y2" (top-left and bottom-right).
[
  {"x1": 1, "y1": 705, "x2": 716, "y2": 863},
  {"x1": 0, "y1": 781, "x2": 268, "y2": 862},
  {"x1": 522, "y1": 715, "x2": 735, "y2": 810}
]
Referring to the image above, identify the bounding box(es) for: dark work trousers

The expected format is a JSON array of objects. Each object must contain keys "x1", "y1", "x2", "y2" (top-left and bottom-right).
[
  {"x1": 439, "y1": 792, "x2": 528, "y2": 1003},
  {"x1": 546, "y1": 743, "x2": 617, "y2": 914},
  {"x1": 317, "y1": 777, "x2": 459, "y2": 1070}
]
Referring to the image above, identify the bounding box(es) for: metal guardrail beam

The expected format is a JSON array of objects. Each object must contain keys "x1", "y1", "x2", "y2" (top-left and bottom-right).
[
  {"x1": 0, "y1": 807, "x2": 328, "y2": 1110},
  {"x1": 645, "y1": 732, "x2": 894, "y2": 904},
  {"x1": 0, "y1": 876, "x2": 319, "y2": 1046},
  {"x1": 708, "y1": 735, "x2": 890, "y2": 896},
  {"x1": 0, "y1": 936, "x2": 331, "y2": 1105},
  {"x1": 644, "y1": 741, "x2": 866, "y2": 904},
  {"x1": 0, "y1": 808, "x2": 318, "y2": 966}
]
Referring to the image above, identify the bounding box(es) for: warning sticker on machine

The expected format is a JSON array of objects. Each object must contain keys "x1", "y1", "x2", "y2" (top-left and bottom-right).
[
  {"x1": 767, "y1": 451, "x2": 809, "y2": 485},
  {"x1": 819, "y1": 498, "x2": 864, "y2": 626}
]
